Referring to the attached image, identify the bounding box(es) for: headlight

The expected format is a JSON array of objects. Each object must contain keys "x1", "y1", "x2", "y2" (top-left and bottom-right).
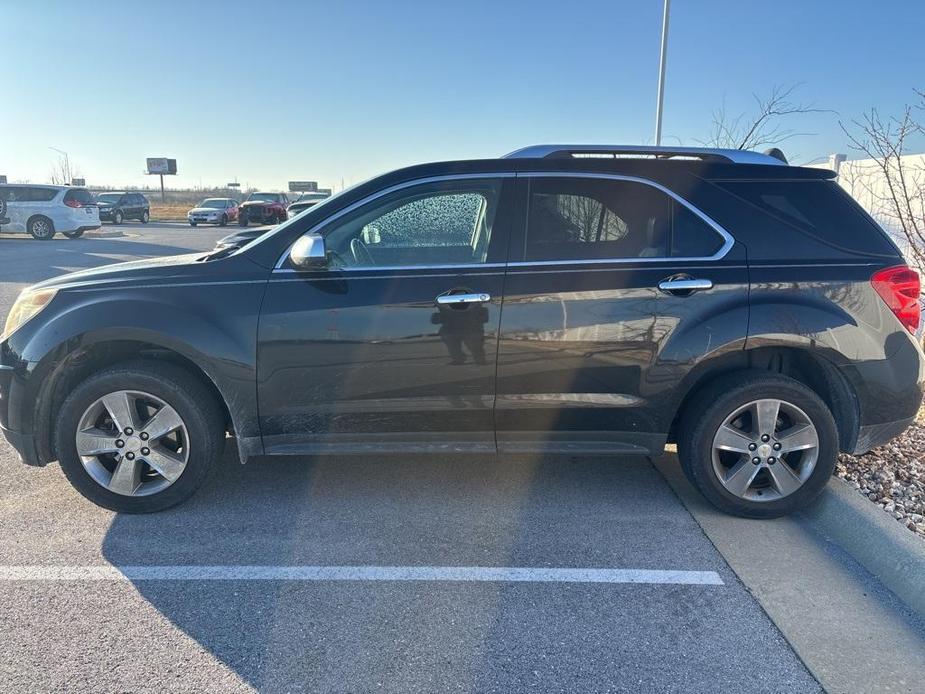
[{"x1": 1, "y1": 288, "x2": 57, "y2": 341}]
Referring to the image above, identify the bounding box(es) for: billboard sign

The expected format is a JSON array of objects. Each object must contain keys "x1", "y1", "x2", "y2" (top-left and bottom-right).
[
  {"x1": 71, "y1": 178, "x2": 86, "y2": 187},
  {"x1": 146, "y1": 158, "x2": 178, "y2": 175},
  {"x1": 288, "y1": 181, "x2": 318, "y2": 192},
  {"x1": 227, "y1": 182, "x2": 241, "y2": 188},
  {"x1": 0, "y1": 175, "x2": 7, "y2": 184}
]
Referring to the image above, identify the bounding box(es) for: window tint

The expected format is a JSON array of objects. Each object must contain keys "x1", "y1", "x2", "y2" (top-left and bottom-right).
[
  {"x1": 322, "y1": 179, "x2": 503, "y2": 268},
  {"x1": 525, "y1": 178, "x2": 723, "y2": 261},
  {"x1": 64, "y1": 189, "x2": 95, "y2": 205},
  {"x1": 715, "y1": 180, "x2": 897, "y2": 256},
  {"x1": 1, "y1": 186, "x2": 58, "y2": 202}
]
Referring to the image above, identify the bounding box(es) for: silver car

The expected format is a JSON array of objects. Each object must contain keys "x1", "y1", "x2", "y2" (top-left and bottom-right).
[{"x1": 187, "y1": 198, "x2": 239, "y2": 226}]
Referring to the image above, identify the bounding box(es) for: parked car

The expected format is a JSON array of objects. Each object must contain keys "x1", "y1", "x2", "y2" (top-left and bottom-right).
[
  {"x1": 188, "y1": 198, "x2": 239, "y2": 227},
  {"x1": 288, "y1": 191, "x2": 330, "y2": 219},
  {"x1": 2, "y1": 144, "x2": 923, "y2": 515},
  {"x1": 0, "y1": 184, "x2": 100, "y2": 239},
  {"x1": 96, "y1": 192, "x2": 150, "y2": 224},
  {"x1": 238, "y1": 192, "x2": 288, "y2": 227},
  {"x1": 212, "y1": 226, "x2": 274, "y2": 252}
]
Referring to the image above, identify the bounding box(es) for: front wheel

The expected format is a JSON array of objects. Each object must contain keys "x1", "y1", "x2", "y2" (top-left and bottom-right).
[
  {"x1": 189, "y1": 221, "x2": 197, "y2": 227},
  {"x1": 62, "y1": 229, "x2": 84, "y2": 239},
  {"x1": 238, "y1": 212, "x2": 248, "y2": 227},
  {"x1": 55, "y1": 361, "x2": 225, "y2": 513},
  {"x1": 113, "y1": 210, "x2": 123, "y2": 225},
  {"x1": 677, "y1": 373, "x2": 837, "y2": 518},
  {"x1": 219, "y1": 214, "x2": 228, "y2": 227},
  {"x1": 141, "y1": 210, "x2": 150, "y2": 224}
]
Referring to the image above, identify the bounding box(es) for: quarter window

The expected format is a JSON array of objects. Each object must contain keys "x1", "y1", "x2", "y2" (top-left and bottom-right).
[
  {"x1": 321, "y1": 179, "x2": 504, "y2": 268},
  {"x1": 525, "y1": 177, "x2": 724, "y2": 261}
]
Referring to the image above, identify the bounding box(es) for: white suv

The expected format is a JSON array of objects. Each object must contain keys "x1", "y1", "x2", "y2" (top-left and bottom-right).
[{"x1": 0, "y1": 185, "x2": 101, "y2": 239}]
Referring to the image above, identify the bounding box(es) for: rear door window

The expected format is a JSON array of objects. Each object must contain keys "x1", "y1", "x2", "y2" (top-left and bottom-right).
[{"x1": 523, "y1": 177, "x2": 725, "y2": 262}]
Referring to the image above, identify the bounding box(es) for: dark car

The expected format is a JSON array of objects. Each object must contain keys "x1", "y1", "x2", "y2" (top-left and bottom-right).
[
  {"x1": 2, "y1": 144, "x2": 923, "y2": 515},
  {"x1": 96, "y1": 192, "x2": 150, "y2": 224},
  {"x1": 288, "y1": 191, "x2": 331, "y2": 219},
  {"x1": 238, "y1": 192, "x2": 288, "y2": 227}
]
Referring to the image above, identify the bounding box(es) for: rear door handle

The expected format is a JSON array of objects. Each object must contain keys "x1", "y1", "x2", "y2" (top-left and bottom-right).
[
  {"x1": 436, "y1": 292, "x2": 491, "y2": 305},
  {"x1": 657, "y1": 277, "x2": 713, "y2": 294}
]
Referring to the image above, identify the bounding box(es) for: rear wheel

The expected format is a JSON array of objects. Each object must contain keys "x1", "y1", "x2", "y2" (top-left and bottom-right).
[
  {"x1": 677, "y1": 373, "x2": 837, "y2": 518},
  {"x1": 62, "y1": 229, "x2": 84, "y2": 239},
  {"x1": 220, "y1": 214, "x2": 228, "y2": 226},
  {"x1": 28, "y1": 216, "x2": 55, "y2": 240},
  {"x1": 189, "y1": 221, "x2": 197, "y2": 227},
  {"x1": 55, "y1": 361, "x2": 225, "y2": 513},
  {"x1": 113, "y1": 210, "x2": 123, "y2": 225},
  {"x1": 238, "y1": 212, "x2": 248, "y2": 227},
  {"x1": 141, "y1": 210, "x2": 150, "y2": 224}
]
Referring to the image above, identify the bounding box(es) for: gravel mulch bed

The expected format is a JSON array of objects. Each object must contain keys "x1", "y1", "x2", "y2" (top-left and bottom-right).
[{"x1": 836, "y1": 411, "x2": 925, "y2": 538}]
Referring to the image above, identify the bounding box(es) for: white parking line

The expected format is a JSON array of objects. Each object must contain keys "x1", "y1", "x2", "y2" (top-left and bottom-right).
[{"x1": 0, "y1": 565, "x2": 724, "y2": 585}]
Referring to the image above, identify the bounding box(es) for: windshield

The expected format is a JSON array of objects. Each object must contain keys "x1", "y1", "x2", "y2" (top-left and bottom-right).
[
  {"x1": 198, "y1": 199, "x2": 226, "y2": 209},
  {"x1": 247, "y1": 193, "x2": 280, "y2": 202},
  {"x1": 96, "y1": 193, "x2": 122, "y2": 203}
]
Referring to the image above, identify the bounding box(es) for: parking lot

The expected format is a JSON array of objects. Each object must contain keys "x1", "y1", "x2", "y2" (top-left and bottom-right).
[{"x1": 1, "y1": 227, "x2": 924, "y2": 692}]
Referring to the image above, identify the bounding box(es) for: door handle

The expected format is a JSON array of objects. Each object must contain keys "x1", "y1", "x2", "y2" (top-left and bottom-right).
[
  {"x1": 436, "y1": 292, "x2": 491, "y2": 305},
  {"x1": 657, "y1": 277, "x2": 713, "y2": 294}
]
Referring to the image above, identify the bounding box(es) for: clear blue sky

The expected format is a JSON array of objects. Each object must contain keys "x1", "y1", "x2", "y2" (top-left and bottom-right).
[{"x1": 3, "y1": 0, "x2": 923, "y2": 190}]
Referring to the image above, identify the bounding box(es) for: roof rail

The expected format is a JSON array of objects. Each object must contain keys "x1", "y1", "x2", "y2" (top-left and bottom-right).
[{"x1": 501, "y1": 144, "x2": 787, "y2": 166}]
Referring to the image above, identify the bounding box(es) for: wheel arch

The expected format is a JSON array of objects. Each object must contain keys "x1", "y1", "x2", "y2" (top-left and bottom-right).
[
  {"x1": 668, "y1": 346, "x2": 860, "y2": 453},
  {"x1": 32, "y1": 337, "x2": 258, "y2": 466}
]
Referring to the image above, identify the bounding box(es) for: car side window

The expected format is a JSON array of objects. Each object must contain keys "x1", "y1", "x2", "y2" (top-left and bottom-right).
[
  {"x1": 322, "y1": 179, "x2": 504, "y2": 269},
  {"x1": 524, "y1": 177, "x2": 723, "y2": 261}
]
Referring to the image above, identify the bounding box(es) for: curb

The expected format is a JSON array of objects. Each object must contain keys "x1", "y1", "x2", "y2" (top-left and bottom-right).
[
  {"x1": 83, "y1": 229, "x2": 124, "y2": 238},
  {"x1": 800, "y1": 477, "x2": 925, "y2": 619}
]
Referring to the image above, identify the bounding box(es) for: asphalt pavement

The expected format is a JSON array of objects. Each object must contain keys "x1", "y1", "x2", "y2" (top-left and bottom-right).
[{"x1": 0, "y1": 224, "x2": 912, "y2": 692}]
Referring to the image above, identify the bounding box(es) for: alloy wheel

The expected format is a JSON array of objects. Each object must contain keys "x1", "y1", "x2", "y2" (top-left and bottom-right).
[
  {"x1": 75, "y1": 390, "x2": 190, "y2": 497},
  {"x1": 710, "y1": 398, "x2": 819, "y2": 502}
]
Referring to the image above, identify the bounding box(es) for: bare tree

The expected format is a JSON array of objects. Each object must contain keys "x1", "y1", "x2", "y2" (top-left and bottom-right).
[
  {"x1": 840, "y1": 91, "x2": 925, "y2": 267},
  {"x1": 49, "y1": 152, "x2": 81, "y2": 186},
  {"x1": 699, "y1": 83, "x2": 827, "y2": 152}
]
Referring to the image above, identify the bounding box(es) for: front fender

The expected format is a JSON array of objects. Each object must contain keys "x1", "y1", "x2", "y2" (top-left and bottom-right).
[{"x1": 6, "y1": 272, "x2": 267, "y2": 461}]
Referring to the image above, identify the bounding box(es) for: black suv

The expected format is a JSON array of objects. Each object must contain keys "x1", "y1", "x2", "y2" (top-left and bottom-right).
[
  {"x1": 96, "y1": 192, "x2": 150, "y2": 224},
  {"x1": 2, "y1": 145, "x2": 922, "y2": 515}
]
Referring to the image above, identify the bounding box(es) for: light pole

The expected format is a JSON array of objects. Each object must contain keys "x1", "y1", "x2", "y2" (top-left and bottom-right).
[{"x1": 654, "y1": 0, "x2": 671, "y2": 146}]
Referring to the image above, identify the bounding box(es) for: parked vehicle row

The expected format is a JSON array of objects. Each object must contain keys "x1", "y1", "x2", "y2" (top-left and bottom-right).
[{"x1": 3, "y1": 144, "x2": 922, "y2": 517}]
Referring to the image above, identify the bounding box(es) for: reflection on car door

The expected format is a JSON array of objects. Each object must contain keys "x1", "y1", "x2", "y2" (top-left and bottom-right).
[
  {"x1": 495, "y1": 174, "x2": 748, "y2": 455},
  {"x1": 257, "y1": 175, "x2": 515, "y2": 453}
]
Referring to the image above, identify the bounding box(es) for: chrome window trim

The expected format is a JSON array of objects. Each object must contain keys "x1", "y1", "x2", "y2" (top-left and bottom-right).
[
  {"x1": 272, "y1": 170, "x2": 735, "y2": 273},
  {"x1": 273, "y1": 173, "x2": 514, "y2": 271},
  {"x1": 511, "y1": 171, "x2": 734, "y2": 265}
]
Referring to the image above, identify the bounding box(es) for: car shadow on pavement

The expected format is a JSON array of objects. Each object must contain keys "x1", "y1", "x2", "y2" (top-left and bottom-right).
[{"x1": 98, "y1": 445, "x2": 819, "y2": 692}]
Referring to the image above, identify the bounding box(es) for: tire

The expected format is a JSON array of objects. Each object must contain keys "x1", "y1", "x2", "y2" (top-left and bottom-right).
[
  {"x1": 55, "y1": 360, "x2": 225, "y2": 513},
  {"x1": 220, "y1": 214, "x2": 228, "y2": 227},
  {"x1": 189, "y1": 221, "x2": 197, "y2": 227},
  {"x1": 141, "y1": 210, "x2": 149, "y2": 224},
  {"x1": 113, "y1": 210, "x2": 123, "y2": 225},
  {"x1": 677, "y1": 372, "x2": 838, "y2": 519},
  {"x1": 62, "y1": 229, "x2": 84, "y2": 239},
  {"x1": 28, "y1": 216, "x2": 55, "y2": 240},
  {"x1": 238, "y1": 212, "x2": 248, "y2": 227}
]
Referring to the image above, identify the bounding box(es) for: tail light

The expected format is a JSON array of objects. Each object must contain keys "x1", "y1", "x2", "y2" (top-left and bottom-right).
[
  {"x1": 871, "y1": 265, "x2": 921, "y2": 334},
  {"x1": 64, "y1": 199, "x2": 82, "y2": 208}
]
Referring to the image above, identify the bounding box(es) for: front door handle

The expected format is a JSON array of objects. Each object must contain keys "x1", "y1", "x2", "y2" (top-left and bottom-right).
[
  {"x1": 657, "y1": 277, "x2": 713, "y2": 295},
  {"x1": 436, "y1": 292, "x2": 491, "y2": 305}
]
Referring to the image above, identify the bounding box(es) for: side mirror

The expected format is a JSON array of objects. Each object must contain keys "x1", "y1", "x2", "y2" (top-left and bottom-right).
[{"x1": 289, "y1": 233, "x2": 327, "y2": 269}]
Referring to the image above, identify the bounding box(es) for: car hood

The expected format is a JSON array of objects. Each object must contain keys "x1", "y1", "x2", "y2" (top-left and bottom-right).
[
  {"x1": 29, "y1": 253, "x2": 209, "y2": 291},
  {"x1": 189, "y1": 207, "x2": 221, "y2": 214}
]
